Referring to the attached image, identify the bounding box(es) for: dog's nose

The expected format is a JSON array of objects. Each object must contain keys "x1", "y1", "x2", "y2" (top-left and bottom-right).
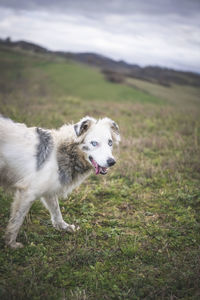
[{"x1": 107, "y1": 158, "x2": 116, "y2": 167}]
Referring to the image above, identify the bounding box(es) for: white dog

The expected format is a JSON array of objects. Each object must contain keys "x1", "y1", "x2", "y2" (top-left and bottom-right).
[{"x1": 0, "y1": 115, "x2": 120, "y2": 248}]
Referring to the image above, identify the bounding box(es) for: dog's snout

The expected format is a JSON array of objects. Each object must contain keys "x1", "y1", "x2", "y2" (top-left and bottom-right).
[{"x1": 107, "y1": 158, "x2": 116, "y2": 167}]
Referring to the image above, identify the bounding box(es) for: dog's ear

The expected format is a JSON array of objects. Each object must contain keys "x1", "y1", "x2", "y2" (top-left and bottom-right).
[
  {"x1": 103, "y1": 118, "x2": 121, "y2": 144},
  {"x1": 110, "y1": 120, "x2": 121, "y2": 144},
  {"x1": 74, "y1": 116, "x2": 96, "y2": 137}
]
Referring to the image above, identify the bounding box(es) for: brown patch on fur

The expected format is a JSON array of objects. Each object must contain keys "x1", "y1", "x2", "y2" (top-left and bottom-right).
[
  {"x1": 57, "y1": 142, "x2": 92, "y2": 185},
  {"x1": 82, "y1": 146, "x2": 90, "y2": 151},
  {"x1": 0, "y1": 166, "x2": 19, "y2": 190}
]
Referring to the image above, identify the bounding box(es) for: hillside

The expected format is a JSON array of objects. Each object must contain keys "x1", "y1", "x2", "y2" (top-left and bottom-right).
[
  {"x1": 1, "y1": 37, "x2": 200, "y2": 87},
  {"x1": 0, "y1": 43, "x2": 200, "y2": 299}
]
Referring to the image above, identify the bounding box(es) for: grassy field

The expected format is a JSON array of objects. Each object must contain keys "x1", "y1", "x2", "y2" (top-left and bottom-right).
[{"x1": 0, "y1": 46, "x2": 200, "y2": 300}]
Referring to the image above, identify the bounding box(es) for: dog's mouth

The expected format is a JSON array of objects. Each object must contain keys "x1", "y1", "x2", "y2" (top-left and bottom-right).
[{"x1": 89, "y1": 156, "x2": 108, "y2": 175}]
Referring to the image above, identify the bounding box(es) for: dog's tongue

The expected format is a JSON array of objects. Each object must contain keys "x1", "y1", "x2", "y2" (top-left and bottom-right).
[
  {"x1": 91, "y1": 159, "x2": 108, "y2": 175},
  {"x1": 92, "y1": 159, "x2": 100, "y2": 175}
]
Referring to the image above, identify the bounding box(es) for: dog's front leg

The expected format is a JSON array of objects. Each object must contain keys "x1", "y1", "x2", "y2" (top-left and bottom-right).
[
  {"x1": 41, "y1": 196, "x2": 79, "y2": 233},
  {"x1": 5, "y1": 190, "x2": 35, "y2": 248}
]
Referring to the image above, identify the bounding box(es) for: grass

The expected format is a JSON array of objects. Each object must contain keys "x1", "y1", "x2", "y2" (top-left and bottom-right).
[{"x1": 0, "y1": 46, "x2": 200, "y2": 299}]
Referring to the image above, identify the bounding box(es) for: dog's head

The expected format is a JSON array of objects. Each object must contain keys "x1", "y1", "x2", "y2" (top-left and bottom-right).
[{"x1": 74, "y1": 116, "x2": 120, "y2": 175}]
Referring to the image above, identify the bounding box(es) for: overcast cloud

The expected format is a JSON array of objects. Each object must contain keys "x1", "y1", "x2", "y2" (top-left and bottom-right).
[{"x1": 0, "y1": 0, "x2": 200, "y2": 72}]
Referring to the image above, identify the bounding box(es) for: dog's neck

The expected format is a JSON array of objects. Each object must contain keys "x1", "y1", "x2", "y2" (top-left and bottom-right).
[{"x1": 57, "y1": 141, "x2": 92, "y2": 185}]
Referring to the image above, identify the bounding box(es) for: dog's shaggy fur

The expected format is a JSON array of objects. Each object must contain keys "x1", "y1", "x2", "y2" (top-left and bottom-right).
[{"x1": 0, "y1": 115, "x2": 120, "y2": 248}]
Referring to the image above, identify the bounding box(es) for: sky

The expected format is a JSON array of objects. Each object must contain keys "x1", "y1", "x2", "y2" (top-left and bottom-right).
[{"x1": 0, "y1": 0, "x2": 200, "y2": 73}]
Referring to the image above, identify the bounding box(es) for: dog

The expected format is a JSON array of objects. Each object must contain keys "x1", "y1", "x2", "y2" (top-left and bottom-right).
[{"x1": 0, "y1": 115, "x2": 120, "y2": 248}]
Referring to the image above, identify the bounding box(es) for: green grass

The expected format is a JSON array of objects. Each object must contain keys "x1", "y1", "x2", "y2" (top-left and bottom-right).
[
  {"x1": 41, "y1": 62, "x2": 162, "y2": 104},
  {"x1": 0, "y1": 46, "x2": 200, "y2": 299}
]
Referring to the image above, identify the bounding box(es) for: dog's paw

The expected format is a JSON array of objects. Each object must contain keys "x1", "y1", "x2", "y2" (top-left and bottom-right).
[
  {"x1": 65, "y1": 224, "x2": 80, "y2": 233},
  {"x1": 53, "y1": 221, "x2": 80, "y2": 233},
  {"x1": 7, "y1": 242, "x2": 24, "y2": 249}
]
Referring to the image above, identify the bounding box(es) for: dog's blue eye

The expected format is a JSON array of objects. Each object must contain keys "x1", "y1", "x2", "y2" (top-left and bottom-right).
[
  {"x1": 108, "y1": 139, "x2": 113, "y2": 147},
  {"x1": 91, "y1": 141, "x2": 98, "y2": 147}
]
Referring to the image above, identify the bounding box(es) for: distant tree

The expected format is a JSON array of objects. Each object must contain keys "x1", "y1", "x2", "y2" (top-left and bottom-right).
[
  {"x1": 102, "y1": 69, "x2": 125, "y2": 84},
  {"x1": 5, "y1": 37, "x2": 11, "y2": 43}
]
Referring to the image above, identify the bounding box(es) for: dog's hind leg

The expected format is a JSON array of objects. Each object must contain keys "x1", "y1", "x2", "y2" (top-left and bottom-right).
[
  {"x1": 41, "y1": 196, "x2": 79, "y2": 233},
  {"x1": 5, "y1": 190, "x2": 36, "y2": 248}
]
